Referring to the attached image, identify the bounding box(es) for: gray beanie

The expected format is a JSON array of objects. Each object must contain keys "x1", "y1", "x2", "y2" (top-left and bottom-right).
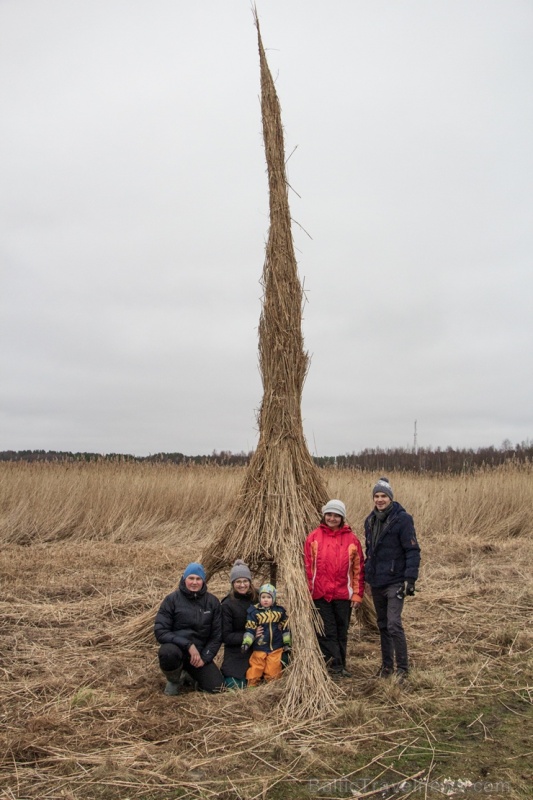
[
  {"x1": 321, "y1": 499, "x2": 346, "y2": 519},
  {"x1": 230, "y1": 559, "x2": 252, "y2": 584},
  {"x1": 372, "y1": 476, "x2": 393, "y2": 500}
]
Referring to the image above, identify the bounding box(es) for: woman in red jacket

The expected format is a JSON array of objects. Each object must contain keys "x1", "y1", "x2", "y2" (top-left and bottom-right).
[{"x1": 304, "y1": 499, "x2": 364, "y2": 678}]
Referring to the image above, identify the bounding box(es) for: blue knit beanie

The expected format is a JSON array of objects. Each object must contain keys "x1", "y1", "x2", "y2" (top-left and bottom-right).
[{"x1": 183, "y1": 562, "x2": 206, "y2": 581}]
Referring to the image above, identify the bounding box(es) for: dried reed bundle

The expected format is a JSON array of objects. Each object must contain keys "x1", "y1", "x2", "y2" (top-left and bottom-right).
[{"x1": 202, "y1": 12, "x2": 341, "y2": 718}]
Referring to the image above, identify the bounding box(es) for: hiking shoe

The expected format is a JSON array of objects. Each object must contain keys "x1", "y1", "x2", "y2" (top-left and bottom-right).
[
  {"x1": 328, "y1": 669, "x2": 343, "y2": 681},
  {"x1": 341, "y1": 668, "x2": 353, "y2": 678},
  {"x1": 376, "y1": 665, "x2": 394, "y2": 678},
  {"x1": 180, "y1": 672, "x2": 198, "y2": 690},
  {"x1": 395, "y1": 669, "x2": 409, "y2": 684},
  {"x1": 163, "y1": 667, "x2": 182, "y2": 695}
]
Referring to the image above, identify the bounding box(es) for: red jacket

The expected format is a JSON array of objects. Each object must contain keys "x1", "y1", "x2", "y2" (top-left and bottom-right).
[{"x1": 304, "y1": 523, "x2": 365, "y2": 602}]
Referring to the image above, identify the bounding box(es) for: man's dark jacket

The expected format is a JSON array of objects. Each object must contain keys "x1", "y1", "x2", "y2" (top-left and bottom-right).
[
  {"x1": 154, "y1": 577, "x2": 221, "y2": 664},
  {"x1": 364, "y1": 501, "x2": 421, "y2": 588}
]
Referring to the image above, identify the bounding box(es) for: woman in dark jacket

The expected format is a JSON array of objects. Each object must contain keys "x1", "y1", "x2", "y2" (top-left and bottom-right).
[
  {"x1": 364, "y1": 478, "x2": 421, "y2": 682},
  {"x1": 220, "y1": 559, "x2": 258, "y2": 688},
  {"x1": 154, "y1": 562, "x2": 224, "y2": 695}
]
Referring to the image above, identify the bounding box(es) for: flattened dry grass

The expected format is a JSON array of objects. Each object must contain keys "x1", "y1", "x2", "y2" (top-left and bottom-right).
[{"x1": 1, "y1": 463, "x2": 532, "y2": 799}]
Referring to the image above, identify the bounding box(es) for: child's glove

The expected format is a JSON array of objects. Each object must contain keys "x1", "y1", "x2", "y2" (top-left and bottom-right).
[{"x1": 241, "y1": 644, "x2": 250, "y2": 653}]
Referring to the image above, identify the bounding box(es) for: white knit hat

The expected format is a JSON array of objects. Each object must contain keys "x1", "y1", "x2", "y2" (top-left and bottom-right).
[{"x1": 321, "y1": 499, "x2": 346, "y2": 519}]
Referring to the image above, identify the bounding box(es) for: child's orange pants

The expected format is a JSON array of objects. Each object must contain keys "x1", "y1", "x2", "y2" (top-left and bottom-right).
[{"x1": 246, "y1": 648, "x2": 283, "y2": 686}]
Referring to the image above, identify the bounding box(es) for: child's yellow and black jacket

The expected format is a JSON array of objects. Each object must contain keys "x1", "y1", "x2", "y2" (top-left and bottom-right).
[{"x1": 242, "y1": 603, "x2": 291, "y2": 652}]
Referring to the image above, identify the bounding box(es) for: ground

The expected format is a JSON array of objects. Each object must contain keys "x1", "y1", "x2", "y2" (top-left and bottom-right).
[{"x1": 1, "y1": 464, "x2": 532, "y2": 799}]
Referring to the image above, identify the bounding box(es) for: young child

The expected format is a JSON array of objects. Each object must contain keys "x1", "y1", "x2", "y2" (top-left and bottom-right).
[{"x1": 241, "y1": 583, "x2": 291, "y2": 686}]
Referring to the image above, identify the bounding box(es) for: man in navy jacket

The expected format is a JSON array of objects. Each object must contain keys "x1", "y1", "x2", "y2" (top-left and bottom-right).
[{"x1": 364, "y1": 477, "x2": 421, "y2": 681}]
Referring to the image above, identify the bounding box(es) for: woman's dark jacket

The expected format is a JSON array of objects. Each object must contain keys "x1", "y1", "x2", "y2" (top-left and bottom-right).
[
  {"x1": 220, "y1": 590, "x2": 253, "y2": 679},
  {"x1": 364, "y1": 501, "x2": 421, "y2": 588},
  {"x1": 154, "y1": 577, "x2": 222, "y2": 664}
]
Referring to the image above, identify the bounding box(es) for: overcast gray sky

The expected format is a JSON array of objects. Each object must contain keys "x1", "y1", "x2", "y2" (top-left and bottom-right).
[{"x1": 1, "y1": 0, "x2": 532, "y2": 457}]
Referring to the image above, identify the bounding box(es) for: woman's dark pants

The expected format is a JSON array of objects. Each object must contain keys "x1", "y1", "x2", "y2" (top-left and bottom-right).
[
  {"x1": 371, "y1": 584, "x2": 408, "y2": 672},
  {"x1": 158, "y1": 643, "x2": 224, "y2": 693},
  {"x1": 314, "y1": 598, "x2": 352, "y2": 672}
]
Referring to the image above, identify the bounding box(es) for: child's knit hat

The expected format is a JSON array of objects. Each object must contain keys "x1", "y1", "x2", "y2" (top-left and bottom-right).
[{"x1": 259, "y1": 583, "x2": 276, "y2": 603}]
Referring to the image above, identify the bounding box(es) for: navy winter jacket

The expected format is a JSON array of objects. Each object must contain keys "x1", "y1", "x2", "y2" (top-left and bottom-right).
[
  {"x1": 364, "y1": 501, "x2": 421, "y2": 588},
  {"x1": 153, "y1": 577, "x2": 222, "y2": 664},
  {"x1": 242, "y1": 603, "x2": 291, "y2": 652}
]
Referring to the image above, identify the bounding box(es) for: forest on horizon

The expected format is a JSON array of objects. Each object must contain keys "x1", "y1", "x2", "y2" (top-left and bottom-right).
[{"x1": 2, "y1": 439, "x2": 532, "y2": 473}]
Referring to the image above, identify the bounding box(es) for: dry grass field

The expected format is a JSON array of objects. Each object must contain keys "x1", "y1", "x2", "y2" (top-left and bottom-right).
[{"x1": 1, "y1": 462, "x2": 532, "y2": 800}]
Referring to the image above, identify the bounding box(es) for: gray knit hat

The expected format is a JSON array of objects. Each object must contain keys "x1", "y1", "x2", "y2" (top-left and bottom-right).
[
  {"x1": 230, "y1": 559, "x2": 252, "y2": 584},
  {"x1": 372, "y1": 476, "x2": 393, "y2": 500},
  {"x1": 321, "y1": 499, "x2": 346, "y2": 519}
]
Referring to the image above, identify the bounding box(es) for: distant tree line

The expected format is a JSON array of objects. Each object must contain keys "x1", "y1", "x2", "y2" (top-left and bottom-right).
[
  {"x1": 312, "y1": 440, "x2": 533, "y2": 472},
  {"x1": 0, "y1": 449, "x2": 252, "y2": 467},
  {"x1": 1, "y1": 440, "x2": 532, "y2": 473}
]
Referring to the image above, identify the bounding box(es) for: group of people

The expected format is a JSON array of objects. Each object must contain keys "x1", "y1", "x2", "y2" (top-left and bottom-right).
[
  {"x1": 154, "y1": 476, "x2": 421, "y2": 694},
  {"x1": 154, "y1": 560, "x2": 291, "y2": 694}
]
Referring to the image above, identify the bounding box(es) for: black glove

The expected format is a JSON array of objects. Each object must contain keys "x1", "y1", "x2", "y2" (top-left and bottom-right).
[{"x1": 396, "y1": 580, "x2": 416, "y2": 600}]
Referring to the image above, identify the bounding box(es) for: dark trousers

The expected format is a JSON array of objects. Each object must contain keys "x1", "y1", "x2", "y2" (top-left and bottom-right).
[
  {"x1": 371, "y1": 584, "x2": 409, "y2": 672},
  {"x1": 314, "y1": 598, "x2": 352, "y2": 672},
  {"x1": 158, "y1": 643, "x2": 224, "y2": 693}
]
